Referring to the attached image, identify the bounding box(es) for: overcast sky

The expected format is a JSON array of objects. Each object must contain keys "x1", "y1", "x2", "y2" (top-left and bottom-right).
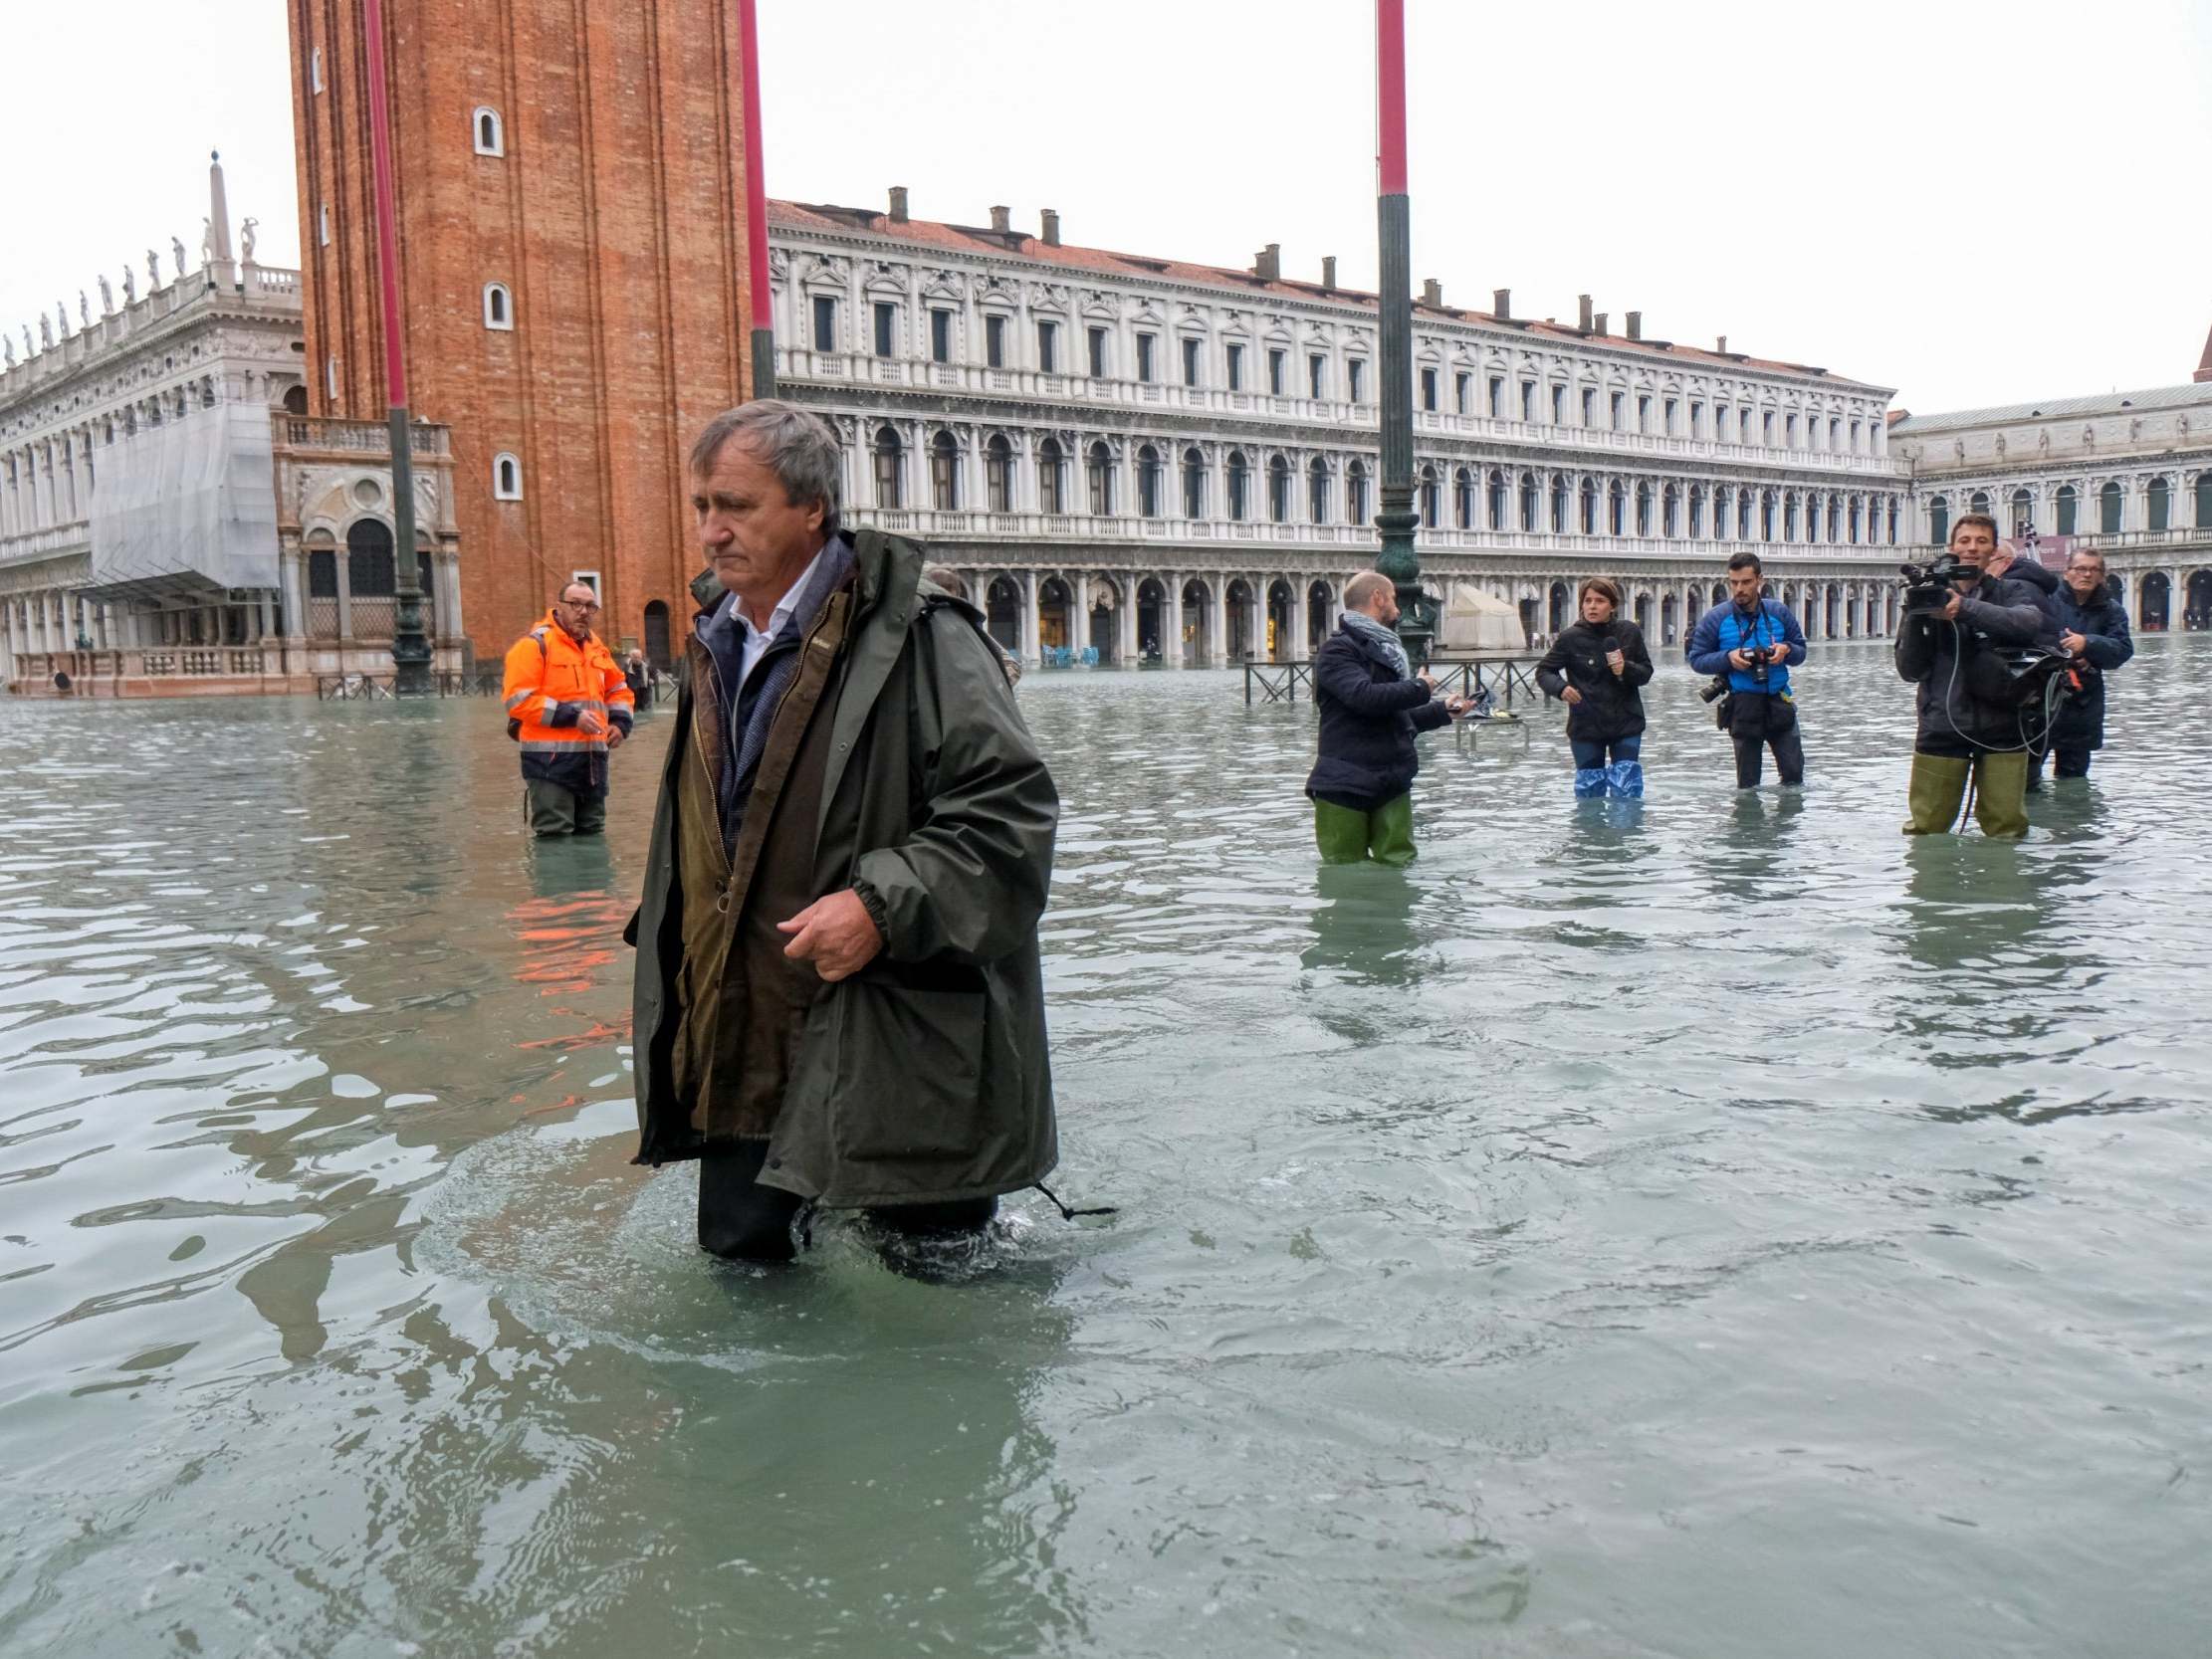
[{"x1": 4, "y1": 0, "x2": 2205, "y2": 412}]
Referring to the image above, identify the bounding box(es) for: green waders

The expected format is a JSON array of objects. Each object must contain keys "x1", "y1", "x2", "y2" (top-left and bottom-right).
[
  {"x1": 1314, "y1": 794, "x2": 1417, "y2": 867},
  {"x1": 527, "y1": 777, "x2": 607, "y2": 837},
  {"x1": 1904, "y1": 751, "x2": 2028, "y2": 839}
]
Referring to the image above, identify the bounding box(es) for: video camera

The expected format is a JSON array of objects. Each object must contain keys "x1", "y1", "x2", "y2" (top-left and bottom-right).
[{"x1": 1898, "y1": 552, "x2": 1972, "y2": 612}]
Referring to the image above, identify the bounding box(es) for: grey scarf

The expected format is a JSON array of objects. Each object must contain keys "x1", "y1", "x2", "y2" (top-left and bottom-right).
[{"x1": 1340, "y1": 609, "x2": 1410, "y2": 679}]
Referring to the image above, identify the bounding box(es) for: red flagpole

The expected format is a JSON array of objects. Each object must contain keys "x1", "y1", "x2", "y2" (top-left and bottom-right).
[{"x1": 739, "y1": 0, "x2": 774, "y2": 398}]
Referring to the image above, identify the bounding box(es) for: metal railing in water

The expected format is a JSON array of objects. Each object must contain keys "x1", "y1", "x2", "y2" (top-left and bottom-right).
[
  {"x1": 1244, "y1": 654, "x2": 1546, "y2": 710},
  {"x1": 316, "y1": 669, "x2": 502, "y2": 701}
]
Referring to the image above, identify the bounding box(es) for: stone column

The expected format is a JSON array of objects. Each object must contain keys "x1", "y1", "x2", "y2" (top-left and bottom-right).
[
  {"x1": 1071, "y1": 572, "x2": 1091, "y2": 659},
  {"x1": 1165, "y1": 575, "x2": 1185, "y2": 668},
  {"x1": 1287, "y1": 579, "x2": 1307, "y2": 662},
  {"x1": 1206, "y1": 576, "x2": 1227, "y2": 666},
  {"x1": 1021, "y1": 568, "x2": 1041, "y2": 666},
  {"x1": 1116, "y1": 578, "x2": 1137, "y2": 665}
]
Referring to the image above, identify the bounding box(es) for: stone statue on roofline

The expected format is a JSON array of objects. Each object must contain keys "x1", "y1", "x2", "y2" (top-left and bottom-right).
[
  {"x1": 99, "y1": 274, "x2": 112, "y2": 314},
  {"x1": 3, "y1": 336, "x2": 14, "y2": 369},
  {"x1": 79, "y1": 292, "x2": 91, "y2": 328},
  {"x1": 172, "y1": 236, "x2": 187, "y2": 276},
  {"x1": 147, "y1": 248, "x2": 162, "y2": 288},
  {"x1": 241, "y1": 218, "x2": 259, "y2": 263},
  {"x1": 122, "y1": 266, "x2": 136, "y2": 305},
  {"x1": 40, "y1": 314, "x2": 53, "y2": 350}
]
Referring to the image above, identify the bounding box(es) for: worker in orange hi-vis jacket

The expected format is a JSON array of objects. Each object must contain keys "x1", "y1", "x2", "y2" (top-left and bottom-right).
[{"x1": 501, "y1": 581, "x2": 636, "y2": 836}]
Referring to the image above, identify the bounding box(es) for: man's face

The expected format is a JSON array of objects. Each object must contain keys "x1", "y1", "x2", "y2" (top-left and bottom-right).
[
  {"x1": 1726, "y1": 566, "x2": 1762, "y2": 606},
  {"x1": 1949, "y1": 523, "x2": 1997, "y2": 580},
  {"x1": 2064, "y1": 558, "x2": 2107, "y2": 603},
  {"x1": 1365, "y1": 585, "x2": 1400, "y2": 628},
  {"x1": 692, "y1": 438, "x2": 825, "y2": 598},
  {"x1": 553, "y1": 586, "x2": 599, "y2": 640}
]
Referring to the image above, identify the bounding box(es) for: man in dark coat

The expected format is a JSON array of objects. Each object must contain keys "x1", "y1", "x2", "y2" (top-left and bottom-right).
[
  {"x1": 1894, "y1": 514, "x2": 2052, "y2": 837},
  {"x1": 2033, "y1": 548, "x2": 2134, "y2": 784},
  {"x1": 626, "y1": 399, "x2": 1060, "y2": 1264},
  {"x1": 1304, "y1": 569, "x2": 1466, "y2": 865}
]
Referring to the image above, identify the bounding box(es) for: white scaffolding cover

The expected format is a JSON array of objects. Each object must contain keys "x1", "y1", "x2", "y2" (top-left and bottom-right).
[{"x1": 87, "y1": 405, "x2": 280, "y2": 598}]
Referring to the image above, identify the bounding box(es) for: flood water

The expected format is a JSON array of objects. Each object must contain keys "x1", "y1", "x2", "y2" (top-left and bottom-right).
[{"x1": 3, "y1": 639, "x2": 2210, "y2": 1658}]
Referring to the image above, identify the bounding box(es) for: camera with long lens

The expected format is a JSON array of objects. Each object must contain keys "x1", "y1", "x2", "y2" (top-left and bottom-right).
[
  {"x1": 1898, "y1": 551, "x2": 1971, "y2": 612},
  {"x1": 1698, "y1": 674, "x2": 1730, "y2": 704}
]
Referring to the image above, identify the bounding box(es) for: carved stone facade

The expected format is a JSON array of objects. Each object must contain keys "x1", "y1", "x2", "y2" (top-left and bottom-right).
[
  {"x1": 1890, "y1": 380, "x2": 2212, "y2": 631},
  {"x1": 770, "y1": 197, "x2": 1916, "y2": 663},
  {"x1": 0, "y1": 157, "x2": 467, "y2": 696}
]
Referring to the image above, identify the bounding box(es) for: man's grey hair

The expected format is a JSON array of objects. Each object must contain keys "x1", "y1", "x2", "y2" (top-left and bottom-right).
[
  {"x1": 689, "y1": 398, "x2": 842, "y2": 529},
  {"x1": 921, "y1": 564, "x2": 969, "y2": 599},
  {"x1": 1343, "y1": 569, "x2": 1394, "y2": 611}
]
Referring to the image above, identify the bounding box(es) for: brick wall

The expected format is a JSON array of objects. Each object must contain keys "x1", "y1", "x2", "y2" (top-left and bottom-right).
[{"x1": 286, "y1": 0, "x2": 754, "y2": 658}]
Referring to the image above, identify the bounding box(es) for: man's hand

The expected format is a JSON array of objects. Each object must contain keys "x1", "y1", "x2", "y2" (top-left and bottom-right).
[
  {"x1": 577, "y1": 709, "x2": 607, "y2": 735},
  {"x1": 1939, "y1": 592, "x2": 1963, "y2": 622},
  {"x1": 1416, "y1": 668, "x2": 1438, "y2": 691},
  {"x1": 605, "y1": 726, "x2": 626, "y2": 751},
  {"x1": 1443, "y1": 694, "x2": 1470, "y2": 720},
  {"x1": 777, "y1": 890, "x2": 884, "y2": 983},
  {"x1": 2061, "y1": 629, "x2": 2088, "y2": 655},
  {"x1": 1561, "y1": 686, "x2": 1584, "y2": 706},
  {"x1": 1727, "y1": 648, "x2": 1752, "y2": 671}
]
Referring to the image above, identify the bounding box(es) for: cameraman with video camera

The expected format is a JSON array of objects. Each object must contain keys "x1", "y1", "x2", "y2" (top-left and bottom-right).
[
  {"x1": 1894, "y1": 514, "x2": 2052, "y2": 837},
  {"x1": 1686, "y1": 551, "x2": 1807, "y2": 788}
]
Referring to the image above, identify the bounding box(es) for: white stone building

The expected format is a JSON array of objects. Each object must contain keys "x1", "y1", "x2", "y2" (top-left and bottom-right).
[
  {"x1": 767, "y1": 194, "x2": 1918, "y2": 666},
  {"x1": 1887, "y1": 362, "x2": 2212, "y2": 632},
  {"x1": 0, "y1": 156, "x2": 466, "y2": 696}
]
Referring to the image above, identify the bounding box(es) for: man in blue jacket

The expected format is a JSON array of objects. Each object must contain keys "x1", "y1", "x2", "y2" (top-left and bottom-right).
[
  {"x1": 1304, "y1": 569, "x2": 1467, "y2": 865},
  {"x1": 1686, "y1": 552, "x2": 1809, "y2": 788},
  {"x1": 2033, "y1": 548, "x2": 2134, "y2": 784}
]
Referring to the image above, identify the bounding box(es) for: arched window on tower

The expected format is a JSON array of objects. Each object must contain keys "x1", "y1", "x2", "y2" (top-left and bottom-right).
[
  {"x1": 1449, "y1": 466, "x2": 1471, "y2": 530},
  {"x1": 986, "y1": 435, "x2": 1012, "y2": 512},
  {"x1": 1635, "y1": 480, "x2": 1653, "y2": 536},
  {"x1": 1661, "y1": 483, "x2": 1679, "y2": 537},
  {"x1": 1347, "y1": 459, "x2": 1369, "y2": 525},
  {"x1": 930, "y1": 431, "x2": 959, "y2": 511},
  {"x1": 1519, "y1": 471, "x2": 1538, "y2": 532},
  {"x1": 473, "y1": 106, "x2": 505, "y2": 157},
  {"x1": 1580, "y1": 476, "x2": 1598, "y2": 533},
  {"x1": 1928, "y1": 494, "x2": 1949, "y2": 545},
  {"x1": 1484, "y1": 468, "x2": 1504, "y2": 529},
  {"x1": 346, "y1": 518, "x2": 396, "y2": 638},
  {"x1": 2099, "y1": 480, "x2": 2121, "y2": 533},
  {"x1": 1550, "y1": 472, "x2": 1567, "y2": 533},
  {"x1": 483, "y1": 283, "x2": 513, "y2": 330},
  {"x1": 1687, "y1": 484, "x2": 1704, "y2": 539},
  {"x1": 493, "y1": 452, "x2": 523, "y2": 500},
  {"x1": 2147, "y1": 476, "x2": 2170, "y2": 532},
  {"x1": 1267, "y1": 454, "x2": 1290, "y2": 522},
  {"x1": 1138, "y1": 444, "x2": 1162, "y2": 518},
  {"x1": 1419, "y1": 465, "x2": 1440, "y2": 529},
  {"x1": 1308, "y1": 456, "x2": 1331, "y2": 523},
  {"x1": 1090, "y1": 442, "x2": 1116, "y2": 516},
  {"x1": 2196, "y1": 471, "x2": 2212, "y2": 528},
  {"x1": 1226, "y1": 451, "x2": 1249, "y2": 520},
  {"x1": 1968, "y1": 490, "x2": 1991, "y2": 517},
  {"x1": 2056, "y1": 484, "x2": 2079, "y2": 535},
  {"x1": 2010, "y1": 487, "x2": 2034, "y2": 538},
  {"x1": 1609, "y1": 479, "x2": 1627, "y2": 535},
  {"x1": 873, "y1": 425, "x2": 905, "y2": 509}
]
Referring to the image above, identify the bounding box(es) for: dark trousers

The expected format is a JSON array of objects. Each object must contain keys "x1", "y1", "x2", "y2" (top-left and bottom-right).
[
  {"x1": 2027, "y1": 743, "x2": 2093, "y2": 783},
  {"x1": 526, "y1": 777, "x2": 606, "y2": 837},
  {"x1": 1570, "y1": 733, "x2": 1642, "y2": 768},
  {"x1": 697, "y1": 1139, "x2": 997, "y2": 1263},
  {"x1": 1728, "y1": 691, "x2": 1805, "y2": 787}
]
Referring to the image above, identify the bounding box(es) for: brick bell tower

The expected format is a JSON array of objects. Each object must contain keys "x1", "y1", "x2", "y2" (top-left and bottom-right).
[{"x1": 286, "y1": 1, "x2": 758, "y2": 663}]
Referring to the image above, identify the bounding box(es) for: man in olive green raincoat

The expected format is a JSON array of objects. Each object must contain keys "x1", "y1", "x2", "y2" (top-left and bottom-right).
[{"x1": 626, "y1": 400, "x2": 1060, "y2": 1263}]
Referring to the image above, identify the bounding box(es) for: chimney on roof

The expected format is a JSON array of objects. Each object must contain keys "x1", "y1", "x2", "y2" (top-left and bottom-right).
[
  {"x1": 1578, "y1": 294, "x2": 1594, "y2": 331},
  {"x1": 1716, "y1": 334, "x2": 1727, "y2": 354},
  {"x1": 1594, "y1": 311, "x2": 1609, "y2": 335},
  {"x1": 888, "y1": 186, "x2": 909, "y2": 223},
  {"x1": 1321, "y1": 256, "x2": 1337, "y2": 290},
  {"x1": 1422, "y1": 278, "x2": 1441, "y2": 307},
  {"x1": 1493, "y1": 288, "x2": 1510, "y2": 320},
  {"x1": 1626, "y1": 311, "x2": 1643, "y2": 341},
  {"x1": 989, "y1": 204, "x2": 1011, "y2": 234},
  {"x1": 1254, "y1": 243, "x2": 1281, "y2": 282},
  {"x1": 1040, "y1": 208, "x2": 1060, "y2": 247}
]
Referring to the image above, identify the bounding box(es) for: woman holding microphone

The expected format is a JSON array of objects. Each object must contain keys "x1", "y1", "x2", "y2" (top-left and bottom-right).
[{"x1": 1535, "y1": 577, "x2": 1653, "y2": 798}]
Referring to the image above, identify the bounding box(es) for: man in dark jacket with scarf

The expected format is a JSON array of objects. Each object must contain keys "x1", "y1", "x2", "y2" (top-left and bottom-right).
[
  {"x1": 2031, "y1": 548, "x2": 2134, "y2": 784},
  {"x1": 1895, "y1": 514, "x2": 2052, "y2": 837},
  {"x1": 1686, "y1": 551, "x2": 1808, "y2": 788},
  {"x1": 627, "y1": 399, "x2": 1060, "y2": 1264},
  {"x1": 1304, "y1": 569, "x2": 1466, "y2": 865}
]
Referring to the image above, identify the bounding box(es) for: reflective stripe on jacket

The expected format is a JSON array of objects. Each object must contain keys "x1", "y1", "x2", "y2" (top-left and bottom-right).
[{"x1": 502, "y1": 612, "x2": 636, "y2": 795}]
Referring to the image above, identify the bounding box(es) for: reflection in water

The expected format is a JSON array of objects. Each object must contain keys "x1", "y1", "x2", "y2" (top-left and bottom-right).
[{"x1": 4, "y1": 643, "x2": 2211, "y2": 1658}]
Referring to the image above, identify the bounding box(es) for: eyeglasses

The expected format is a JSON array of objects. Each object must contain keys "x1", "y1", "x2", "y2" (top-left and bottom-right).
[{"x1": 560, "y1": 598, "x2": 601, "y2": 611}]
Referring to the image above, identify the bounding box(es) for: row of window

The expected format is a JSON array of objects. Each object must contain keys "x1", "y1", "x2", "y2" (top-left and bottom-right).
[
  {"x1": 863, "y1": 425, "x2": 1909, "y2": 543},
  {"x1": 1931, "y1": 477, "x2": 2212, "y2": 539},
  {"x1": 807, "y1": 294, "x2": 1876, "y2": 451}
]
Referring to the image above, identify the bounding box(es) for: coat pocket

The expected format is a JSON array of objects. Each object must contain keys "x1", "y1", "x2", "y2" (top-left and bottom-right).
[{"x1": 831, "y1": 980, "x2": 988, "y2": 1163}]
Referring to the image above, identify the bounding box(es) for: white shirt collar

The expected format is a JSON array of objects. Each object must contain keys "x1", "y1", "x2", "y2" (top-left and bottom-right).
[{"x1": 727, "y1": 539, "x2": 831, "y2": 682}]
